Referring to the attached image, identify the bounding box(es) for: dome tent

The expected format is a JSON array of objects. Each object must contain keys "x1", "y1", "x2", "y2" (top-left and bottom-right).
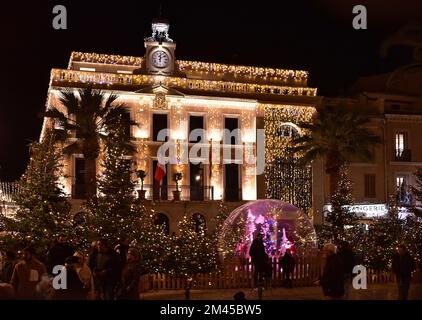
[{"x1": 218, "y1": 200, "x2": 317, "y2": 261}]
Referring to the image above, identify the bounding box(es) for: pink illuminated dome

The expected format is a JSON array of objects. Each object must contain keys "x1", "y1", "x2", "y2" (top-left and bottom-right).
[{"x1": 218, "y1": 199, "x2": 317, "y2": 260}]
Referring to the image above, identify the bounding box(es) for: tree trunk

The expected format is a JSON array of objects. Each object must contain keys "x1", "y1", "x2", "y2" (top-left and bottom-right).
[{"x1": 84, "y1": 156, "x2": 97, "y2": 198}]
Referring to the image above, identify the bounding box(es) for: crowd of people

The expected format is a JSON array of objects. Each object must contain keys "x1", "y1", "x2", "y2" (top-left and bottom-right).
[
  {"x1": 0, "y1": 236, "x2": 143, "y2": 300},
  {"x1": 0, "y1": 233, "x2": 420, "y2": 300},
  {"x1": 320, "y1": 241, "x2": 418, "y2": 300},
  {"x1": 249, "y1": 233, "x2": 297, "y2": 290},
  {"x1": 248, "y1": 233, "x2": 419, "y2": 300}
]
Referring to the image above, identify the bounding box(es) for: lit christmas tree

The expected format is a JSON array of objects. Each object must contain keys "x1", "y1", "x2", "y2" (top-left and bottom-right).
[
  {"x1": 364, "y1": 195, "x2": 404, "y2": 270},
  {"x1": 403, "y1": 215, "x2": 422, "y2": 264},
  {"x1": 411, "y1": 168, "x2": 422, "y2": 217},
  {"x1": 322, "y1": 165, "x2": 359, "y2": 242},
  {"x1": 215, "y1": 200, "x2": 247, "y2": 261},
  {"x1": 0, "y1": 130, "x2": 73, "y2": 257},
  {"x1": 167, "y1": 215, "x2": 218, "y2": 299},
  {"x1": 83, "y1": 116, "x2": 137, "y2": 243},
  {"x1": 132, "y1": 202, "x2": 171, "y2": 273},
  {"x1": 172, "y1": 215, "x2": 218, "y2": 276}
]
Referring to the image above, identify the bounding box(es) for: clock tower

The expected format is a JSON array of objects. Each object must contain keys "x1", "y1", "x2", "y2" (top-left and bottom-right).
[{"x1": 144, "y1": 18, "x2": 176, "y2": 75}]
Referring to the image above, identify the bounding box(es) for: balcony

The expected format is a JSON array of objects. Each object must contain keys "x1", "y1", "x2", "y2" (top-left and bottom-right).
[
  {"x1": 136, "y1": 185, "x2": 215, "y2": 201},
  {"x1": 71, "y1": 184, "x2": 244, "y2": 202},
  {"x1": 224, "y1": 188, "x2": 243, "y2": 202},
  {"x1": 394, "y1": 149, "x2": 412, "y2": 162}
]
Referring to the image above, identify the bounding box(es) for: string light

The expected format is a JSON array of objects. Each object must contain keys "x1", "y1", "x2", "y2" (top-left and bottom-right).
[
  {"x1": 69, "y1": 52, "x2": 310, "y2": 84},
  {"x1": 70, "y1": 51, "x2": 143, "y2": 67},
  {"x1": 264, "y1": 104, "x2": 315, "y2": 214},
  {"x1": 51, "y1": 69, "x2": 317, "y2": 97}
]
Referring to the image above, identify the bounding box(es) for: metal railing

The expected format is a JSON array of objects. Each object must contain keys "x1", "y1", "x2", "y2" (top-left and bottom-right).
[
  {"x1": 224, "y1": 188, "x2": 243, "y2": 202},
  {"x1": 136, "y1": 184, "x2": 215, "y2": 201},
  {"x1": 0, "y1": 181, "x2": 19, "y2": 202}
]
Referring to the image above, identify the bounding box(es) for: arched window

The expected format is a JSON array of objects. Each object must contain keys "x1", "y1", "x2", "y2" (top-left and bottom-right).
[
  {"x1": 192, "y1": 213, "x2": 206, "y2": 233},
  {"x1": 154, "y1": 213, "x2": 170, "y2": 235}
]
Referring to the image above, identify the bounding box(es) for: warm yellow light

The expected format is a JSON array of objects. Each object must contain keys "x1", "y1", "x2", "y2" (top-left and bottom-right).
[
  {"x1": 171, "y1": 130, "x2": 186, "y2": 141},
  {"x1": 134, "y1": 128, "x2": 149, "y2": 139}
]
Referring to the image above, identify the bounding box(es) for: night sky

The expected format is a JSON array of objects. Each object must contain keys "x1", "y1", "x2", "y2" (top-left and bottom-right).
[{"x1": 1, "y1": 0, "x2": 421, "y2": 181}]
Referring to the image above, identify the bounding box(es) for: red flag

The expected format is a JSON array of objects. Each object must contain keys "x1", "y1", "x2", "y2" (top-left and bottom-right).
[{"x1": 154, "y1": 162, "x2": 166, "y2": 182}]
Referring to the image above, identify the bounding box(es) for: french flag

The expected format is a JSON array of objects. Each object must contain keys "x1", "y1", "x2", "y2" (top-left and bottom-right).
[{"x1": 154, "y1": 162, "x2": 166, "y2": 182}]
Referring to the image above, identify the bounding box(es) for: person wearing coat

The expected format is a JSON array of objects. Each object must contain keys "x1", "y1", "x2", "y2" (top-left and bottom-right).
[
  {"x1": 91, "y1": 239, "x2": 122, "y2": 300},
  {"x1": 46, "y1": 235, "x2": 74, "y2": 275},
  {"x1": 1, "y1": 251, "x2": 17, "y2": 284},
  {"x1": 249, "y1": 233, "x2": 267, "y2": 288},
  {"x1": 320, "y1": 243, "x2": 344, "y2": 299},
  {"x1": 337, "y1": 241, "x2": 356, "y2": 299},
  {"x1": 392, "y1": 244, "x2": 416, "y2": 300},
  {"x1": 10, "y1": 247, "x2": 48, "y2": 300},
  {"x1": 53, "y1": 256, "x2": 87, "y2": 300},
  {"x1": 116, "y1": 248, "x2": 141, "y2": 300},
  {"x1": 73, "y1": 251, "x2": 95, "y2": 299}
]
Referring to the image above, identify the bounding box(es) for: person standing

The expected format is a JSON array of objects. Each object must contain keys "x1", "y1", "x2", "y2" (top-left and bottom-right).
[
  {"x1": 337, "y1": 241, "x2": 356, "y2": 299},
  {"x1": 116, "y1": 248, "x2": 141, "y2": 300},
  {"x1": 249, "y1": 233, "x2": 267, "y2": 289},
  {"x1": 46, "y1": 235, "x2": 74, "y2": 274},
  {"x1": 320, "y1": 243, "x2": 344, "y2": 299},
  {"x1": 53, "y1": 256, "x2": 86, "y2": 300},
  {"x1": 10, "y1": 247, "x2": 47, "y2": 299},
  {"x1": 280, "y1": 249, "x2": 295, "y2": 288},
  {"x1": 1, "y1": 251, "x2": 17, "y2": 284},
  {"x1": 73, "y1": 251, "x2": 95, "y2": 299},
  {"x1": 392, "y1": 244, "x2": 416, "y2": 300},
  {"x1": 91, "y1": 239, "x2": 121, "y2": 300}
]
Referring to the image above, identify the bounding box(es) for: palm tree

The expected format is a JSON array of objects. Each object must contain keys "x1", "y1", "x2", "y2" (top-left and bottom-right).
[
  {"x1": 292, "y1": 104, "x2": 382, "y2": 197},
  {"x1": 45, "y1": 87, "x2": 134, "y2": 198}
]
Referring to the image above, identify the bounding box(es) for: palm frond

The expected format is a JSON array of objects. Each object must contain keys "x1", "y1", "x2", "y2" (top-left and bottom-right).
[{"x1": 58, "y1": 89, "x2": 80, "y2": 115}]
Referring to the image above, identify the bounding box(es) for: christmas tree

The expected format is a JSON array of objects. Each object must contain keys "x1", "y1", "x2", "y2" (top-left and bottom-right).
[
  {"x1": 168, "y1": 215, "x2": 218, "y2": 299},
  {"x1": 403, "y1": 215, "x2": 422, "y2": 265},
  {"x1": 83, "y1": 116, "x2": 137, "y2": 243},
  {"x1": 214, "y1": 200, "x2": 247, "y2": 262},
  {"x1": 411, "y1": 168, "x2": 422, "y2": 217},
  {"x1": 171, "y1": 215, "x2": 218, "y2": 277},
  {"x1": 411, "y1": 168, "x2": 422, "y2": 203},
  {"x1": 0, "y1": 130, "x2": 73, "y2": 257},
  {"x1": 132, "y1": 202, "x2": 171, "y2": 273},
  {"x1": 364, "y1": 195, "x2": 404, "y2": 270},
  {"x1": 322, "y1": 165, "x2": 359, "y2": 242}
]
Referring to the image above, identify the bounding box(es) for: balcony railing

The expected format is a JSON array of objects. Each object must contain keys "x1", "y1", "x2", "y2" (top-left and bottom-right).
[
  {"x1": 0, "y1": 181, "x2": 19, "y2": 202},
  {"x1": 394, "y1": 149, "x2": 412, "y2": 162},
  {"x1": 71, "y1": 184, "x2": 245, "y2": 202},
  {"x1": 224, "y1": 188, "x2": 243, "y2": 202},
  {"x1": 135, "y1": 185, "x2": 215, "y2": 201}
]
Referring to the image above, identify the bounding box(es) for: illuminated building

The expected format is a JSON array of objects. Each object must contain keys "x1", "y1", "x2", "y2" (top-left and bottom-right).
[{"x1": 38, "y1": 18, "x2": 321, "y2": 233}]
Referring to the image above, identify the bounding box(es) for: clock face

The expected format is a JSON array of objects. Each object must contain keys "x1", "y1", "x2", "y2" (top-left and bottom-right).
[{"x1": 151, "y1": 50, "x2": 170, "y2": 68}]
